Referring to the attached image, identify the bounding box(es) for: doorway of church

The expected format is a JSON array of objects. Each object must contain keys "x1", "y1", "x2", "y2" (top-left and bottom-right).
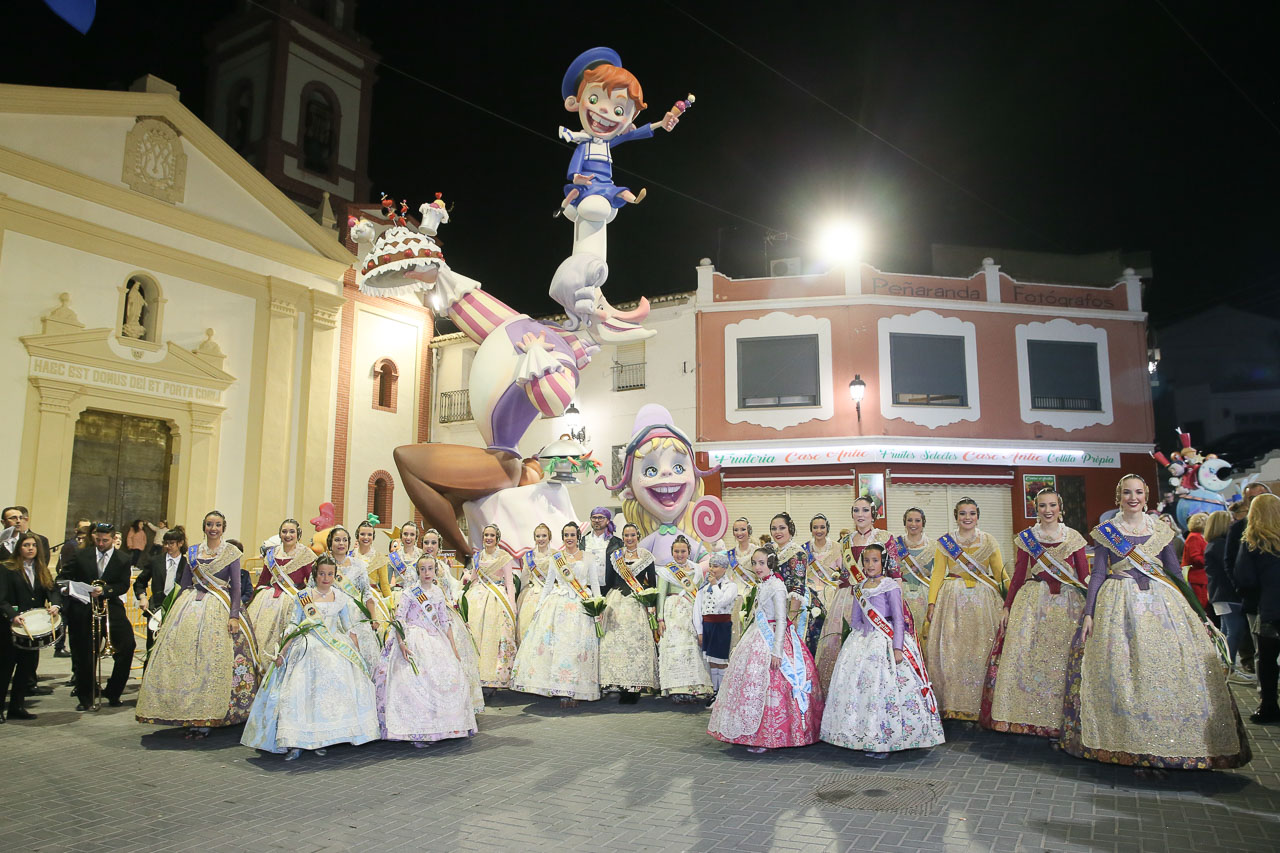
[{"x1": 65, "y1": 411, "x2": 173, "y2": 545}]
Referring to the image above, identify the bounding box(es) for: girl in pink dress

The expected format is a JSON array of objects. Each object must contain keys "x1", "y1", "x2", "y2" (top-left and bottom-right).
[{"x1": 708, "y1": 547, "x2": 823, "y2": 752}]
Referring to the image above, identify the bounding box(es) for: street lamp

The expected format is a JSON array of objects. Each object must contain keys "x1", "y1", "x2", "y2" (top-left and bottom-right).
[
  {"x1": 848, "y1": 375, "x2": 866, "y2": 425},
  {"x1": 562, "y1": 402, "x2": 587, "y2": 443},
  {"x1": 816, "y1": 220, "x2": 866, "y2": 266}
]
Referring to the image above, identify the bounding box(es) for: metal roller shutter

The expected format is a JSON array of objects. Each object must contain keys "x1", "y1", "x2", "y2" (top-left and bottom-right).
[
  {"x1": 885, "y1": 483, "x2": 1015, "y2": 561},
  {"x1": 721, "y1": 485, "x2": 855, "y2": 545}
]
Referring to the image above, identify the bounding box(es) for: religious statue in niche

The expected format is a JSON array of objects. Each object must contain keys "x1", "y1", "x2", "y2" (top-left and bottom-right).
[{"x1": 121, "y1": 279, "x2": 148, "y2": 339}]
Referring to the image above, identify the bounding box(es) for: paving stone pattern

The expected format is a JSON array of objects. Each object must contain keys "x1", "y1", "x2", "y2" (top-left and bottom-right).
[{"x1": 2, "y1": 654, "x2": 1278, "y2": 852}]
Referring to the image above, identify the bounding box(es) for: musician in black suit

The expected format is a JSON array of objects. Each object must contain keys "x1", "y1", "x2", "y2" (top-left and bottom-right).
[
  {"x1": 133, "y1": 529, "x2": 188, "y2": 651},
  {"x1": 58, "y1": 522, "x2": 136, "y2": 711},
  {"x1": 1, "y1": 532, "x2": 62, "y2": 721},
  {"x1": 2, "y1": 506, "x2": 51, "y2": 566}
]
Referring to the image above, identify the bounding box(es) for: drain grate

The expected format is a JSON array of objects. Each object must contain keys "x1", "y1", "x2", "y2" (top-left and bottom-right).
[{"x1": 801, "y1": 772, "x2": 952, "y2": 815}]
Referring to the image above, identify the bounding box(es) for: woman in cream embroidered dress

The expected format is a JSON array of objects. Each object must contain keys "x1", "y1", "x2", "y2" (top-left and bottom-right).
[
  {"x1": 136, "y1": 511, "x2": 258, "y2": 736},
  {"x1": 375, "y1": 555, "x2": 478, "y2": 746},
  {"x1": 510, "y1": 521, "x2": 601, "y2": 706},
  {"x1": 1060, "y1": 474, "x2": 1250, "y2": 769},
  {"x1": 600, "y1": 523, "x2": 659, "y2": 700},
  {"x1": 657, "y1": 535, "x2": 713, "y2": 701},
  {"x1": 926, "y1": 498, "x2": 1008, "y2": 721},
  {"x1": 981, "y1": 488, "x2": 1089, "y2": 738},
  {"x1": 896, "y1": 508, "x2": 934, "y2": 636},
  {"x1": 387, "y1": 521, "x2": 424, "y2": 606},
  {"x1": 352, "y1": 521, "x2": 392, "y2": 599},
  {"x1": 806, "y1": 514, "x2": 844, "y2": 616},
  {"x1": 417, "y1": 529, "x2": 483, "y2": 712},
  {"x1": 242, "y1": 557, "x2": 379, "y2": 760},
  {"x1": 516, "y1": 524, "x2": 553, "y2": 642},
  {"x1": 326, "y1": 527, "x2": 384, "y2": 677},
  {"x1": 727, "y1": 517, "x2": 757, "y2": 650},
  {"x1": 821, "y1": 544, "x2": 944, "y2": 755},
  {"x1": 246, "y1": 519, "x2": 316, "y2": 659},
  {"x1": 708, "y1": 547, "x2": 823, "y2": 752},
  {"x1": 462, "y1": 524, "x2": 518, "y2": 690},
  {"x1": 817, "y1": 500, "x2": 891, "y2": 693}
]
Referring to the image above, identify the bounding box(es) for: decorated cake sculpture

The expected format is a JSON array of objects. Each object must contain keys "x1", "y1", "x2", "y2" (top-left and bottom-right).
[
  {"x1": 1152, "y1": 428, "x2": 1255, "y2": 529},
  {"x1": 556, "y1": 46, "x2": 693, "y2": 259},
  {"x1": 350, "y1": 195, "x2": 658, "y2": 560},
  {"x1": 600, "y1": 404, "x2": 729, "y2": 566}
]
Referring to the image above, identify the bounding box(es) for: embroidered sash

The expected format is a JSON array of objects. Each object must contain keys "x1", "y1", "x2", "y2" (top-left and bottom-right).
[
  {"x1": 410, "y1": 584, "x2": 449, "y2": 631},
  {"x1": 802, "y1": 542, "x2": 840, "y2": 588},
  {"x1": 1095, "y1": 522, "x2": 1181, "y2": 594},
  {"x1": 610, "y1": 549, "x2": 651, "y2": 595},
  {"x1": 938, "y1": 534, "x2": 1002, "y2": 595},
  {"x1": 892, "y1": 536, "x2": 931, "y2": 587},
  {"x1": 337, "y1": 564, "x2": 391, "y2": 624},
  {"x1": 293, "y1": 589, "x2": 369, "y2": 676},
  {"x1": 659, "y1": 562, "x2": 699, "y2": 603},
  {"x1": 523, "y1": 550, "x2": 547, "y2": 584},
  {"x1": 191, "y1": 545, "x2": 260, "y2": 671},
  {"x1": 851, "y1": 580, "x2": 937, "y2": 714},
  {"x1": 388, "y1": 549, "x2": 409, "y2": 581},
  {"x1": 754, "y1": 601, "x2": 811, "y2": 716},
  {"x1": 552, "y1": 551, "x2": 592, "y2": 601},
  {"x1": 728, "y1": 548, "x2": 757, "y2": 589},
  {"x1": 1017, "y1": 529, "x2": 1087, "y2": 593},
  {"x1": 473, "y1": 553, "x2": 518, "y2": 626}
]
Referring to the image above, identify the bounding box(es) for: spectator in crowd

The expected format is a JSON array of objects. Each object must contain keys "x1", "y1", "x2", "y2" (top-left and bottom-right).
[
  {"x1": 226, "y1": 538, "x2": 254, "y2": 606},
  {"x1": 1230, "y1": 501, "x2": 1248, "y2": 522},
  {"x1": 133, "y1": 528, "x2": 188, "y2": 651},
  {"x1": 145, "y1": 519, "x2": 169, "y2": 558},
  {"x1": 1159, "y1": 513, "x2": 1185, "y2": 562},
  {"x1": 1205, "y1": 509, "x2": 1253, "y2": 682},
  {"x1": 125, "y1": 519, "x2": 148, "y2": 567},
  {"x1": 2, "y1": 507, "x2": 51, "y2": 566},
  {"x1": 1184, "y1": 512, "x2": 1210, "y2": 613},
  {"x1": 1226, "y1": 485, "x2": 1272, "y2": 678},
  {"x1": 54, "y1": 519, "x2": 91, "y2": 660},
  {"x1": 1233, "y1": 493, "x2": 1280, "y2": 724}
]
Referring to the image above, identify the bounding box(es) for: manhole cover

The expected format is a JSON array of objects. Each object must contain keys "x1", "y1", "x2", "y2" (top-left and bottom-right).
[{"x1": 802, "y1": 772, "x2": 952, "y2": 815}]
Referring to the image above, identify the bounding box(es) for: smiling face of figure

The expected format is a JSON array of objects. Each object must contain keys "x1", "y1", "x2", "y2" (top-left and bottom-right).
[
  {"x1": 861, "y1": 548, "x2": 884, "y2": 578},
  {"x1": 810, "y1": 517, "x2": 829, "y2": 543},
  {"x1": 622, "y1": 525, "x2": 640, "y2": 549},
  {"x1": 851, "y1": 500, "x2": 875, "y2": 533},
  {"x1": 732, "y1": 520, "x2": 751, "y2": 545},
  {"x1": 279, "y1": 522, "x2": 298, "y2": 547},
  {"x1": 482, "y1": 526, "x2": 499, "y2": 551},
  {"x1": 357, "y1": 527, "x2": 375, "y2": 548},
  {"x1": 567, "y1": 82, "x2": 638, "y2": 140},
  {"x1": 770, "y1": 517, "x2": 792, "y2": 547},
  {"x1": 1119, "y1": 477, "x2": 1147, "y2": 514},
  {"x1": 329, "y1": 529, "x2": 349, "y2": 558},
  {"x1": 1036, "y1": 493, "x2": 1061, "y2": 524},
  {"x1": 401, "y1": 525, "x2": 418, "y2": 550},
  {"x1": 751, "y1": 550, "x2": 772, "y2": 581},
  {"x1": 671, "y1": 540, "x2": 690, "y2": 565},
  {"x1": 562, "y1": 525, "x2": 579, "y2": 550},
  {"x1": 904, "y1": 510, "x2": 925, "y2": 537},
  {"x1": 631, "y1": 442, "x2": 695, "y2": 525},
  {"x1": 534, "y1": 526, "x2": 550, "y2": 550},
  {"x1": 421, "y1": 531, "x2": 439, "y2": 556},
  {"x1": 955, "y1": 503, "x2": 979, "y2": 531}
]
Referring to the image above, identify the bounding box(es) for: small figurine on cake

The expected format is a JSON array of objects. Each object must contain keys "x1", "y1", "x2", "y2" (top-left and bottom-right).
[
  {"x1": 348, "y1": 192, "x2": 475, "y2": 300},
  {"x1": 556, "y1": 46, "x2": 693, "y2": 218}
]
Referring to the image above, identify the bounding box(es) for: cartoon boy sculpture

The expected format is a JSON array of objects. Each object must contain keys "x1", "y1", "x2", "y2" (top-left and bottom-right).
[
  {"x1": 558, "y1": 47, "x2": 692, "y2": 216},
  {"x1": 600, "y1": 404, "x2": 727, "y2": 567}
]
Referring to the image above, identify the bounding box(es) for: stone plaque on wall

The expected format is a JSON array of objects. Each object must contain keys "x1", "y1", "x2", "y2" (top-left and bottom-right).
[{"x1": 122, "y1": 117, "x2": 187, "y2": 204}]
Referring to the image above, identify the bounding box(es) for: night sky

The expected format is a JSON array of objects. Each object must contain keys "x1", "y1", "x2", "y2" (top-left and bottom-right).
[{"x1": 4, "y1": 0, "x2": 1277, "y2": 327}]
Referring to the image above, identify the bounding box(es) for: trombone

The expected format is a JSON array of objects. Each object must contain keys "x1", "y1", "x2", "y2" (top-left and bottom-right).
[{"x1": 90, "y1": 580, "x2": 115, "y2": 711}]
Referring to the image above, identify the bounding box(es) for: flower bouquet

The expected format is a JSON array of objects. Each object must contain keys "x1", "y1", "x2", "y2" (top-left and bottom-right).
[
  {"x1": 259, "y1": 619, "x2": 320, "y2": 688},
  {"x1": 387, "y1": 619, "x2": 421, "y2": 675},
  {"x1": 634, "y1": 587, "x2": 662, "y2": 642},
  {"x1": 740, "y1": 584, "x2": 758, "y2": 625},
  {"x1": 581, "y1": 595, "x2": 608, "y2": 638}
]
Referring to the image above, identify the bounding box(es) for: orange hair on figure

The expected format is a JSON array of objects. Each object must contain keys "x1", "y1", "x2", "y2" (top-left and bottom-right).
[{"x1": 579, "y1": 64, "x2": 646, "y2": 111}]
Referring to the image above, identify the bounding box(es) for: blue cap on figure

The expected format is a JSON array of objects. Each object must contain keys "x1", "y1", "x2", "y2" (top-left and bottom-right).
[{"x1": 561, "y1": 46, "x2": 623, "y2": 100}]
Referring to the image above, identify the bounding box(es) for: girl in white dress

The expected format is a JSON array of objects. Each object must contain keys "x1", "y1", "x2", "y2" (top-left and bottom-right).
[
  {"x1": 461, "y1": 524, "x2": 519, "y2": 691},
  {"x1": 325, "y1": 527, "x2": 384, "y2": 676},
  {"x1": 509, "y1": 522, "x2": 602, "y2": 706},
  {"x1": 516, "y1": 524, "x2": 552, "y2": 642},
  {"x1": 820, "y1": 544, "x2": 944, "y2": 756},
  {"x1": 657, "y1": 536, "x2": 713, "y2": 701}
]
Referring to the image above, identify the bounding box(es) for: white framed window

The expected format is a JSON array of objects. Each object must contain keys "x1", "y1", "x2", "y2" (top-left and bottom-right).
[
  {"x1": 1015, "y1": 318, "x2": 1112, "y2": 432},
  {"x1": 723, "y1": 311, "x2": 834, "y2": 430},
  {"x1": 877, "y1": 310, "x2": 980, "y2": 428}
]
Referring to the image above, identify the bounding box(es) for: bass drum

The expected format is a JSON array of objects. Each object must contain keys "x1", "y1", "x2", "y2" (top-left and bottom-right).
[{"x1": 12, "y1": 608, "x2": 64, "y2": 650}]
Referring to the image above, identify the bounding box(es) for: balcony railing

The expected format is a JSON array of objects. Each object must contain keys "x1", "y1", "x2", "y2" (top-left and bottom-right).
[
  {"x1": 1031, "y1": 395, "x2": 1101, "y2": 412},
  {"x1": 438, "y1": 389, "x2": 473, "y2": 423},
  {"x1": 612, "y1": 362, "x2": 646, "y2": 391}
]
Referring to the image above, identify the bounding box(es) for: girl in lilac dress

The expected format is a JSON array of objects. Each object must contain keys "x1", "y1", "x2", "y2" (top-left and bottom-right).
[
  {"x1": 821, "y1": 544, "x2": 943, "y2": 756},
  {"x1": 375, "y1": 556, "x2": 478, "y2": 747}
]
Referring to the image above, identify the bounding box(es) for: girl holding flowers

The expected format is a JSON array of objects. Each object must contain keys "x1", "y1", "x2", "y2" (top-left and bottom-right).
[
  {"x1": 600, "y1": 522, "x2": 659, "y2": 702},
  {"x1": 657, "y1": 535, "x2": 713, "y2": 702}
]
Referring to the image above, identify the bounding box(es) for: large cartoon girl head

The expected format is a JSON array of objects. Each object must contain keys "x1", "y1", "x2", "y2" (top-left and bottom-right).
[{"x1": 600, "y1": 404, "x2": 718, "y2": 537}]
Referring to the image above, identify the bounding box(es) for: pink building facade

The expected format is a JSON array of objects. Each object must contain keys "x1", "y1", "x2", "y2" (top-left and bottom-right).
[{"x1": 694, "y1": 258, "x2": 1158, "y2": 549}]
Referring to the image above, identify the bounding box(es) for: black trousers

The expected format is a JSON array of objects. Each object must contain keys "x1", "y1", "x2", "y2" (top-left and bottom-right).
[
  {"x1": 68, "y1": 602, "x2": 136, "y2": 706},
  {"x1": 1256, "y1": 631, "x2": 1280, "y2": 712},
  {"x1": 1, "y1": 633, "x2": 38, "y2": 712}
]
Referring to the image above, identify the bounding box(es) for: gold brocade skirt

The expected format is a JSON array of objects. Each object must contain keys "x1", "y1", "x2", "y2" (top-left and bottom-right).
[
  {"x1": 599, "y1": 589, "x2": 658, "y2": 691},
  {"x1": 1060, "y1": 577, "x2": 1249, "y2": 768},
  {"x1": 516, "y1": 578, "x2": 543, "y2": 643},
  {"x1": 462, "y1": 584, "x2": 518, "y2": 688},
  {"x1": 926, "y1": 578, "x2": 1002, "y2": 720},
  {"x1": 983, "y1": 581, "x2": 1082, "y2": 736},
  {"x1": 814, "y1": 584, "x2": 854, "y2": 695},
  {"x1": 246, "y1": 589, "x2": 293, "y2": 659}
]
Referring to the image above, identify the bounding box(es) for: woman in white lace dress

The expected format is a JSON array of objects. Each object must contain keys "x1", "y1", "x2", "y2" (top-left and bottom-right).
[
  {"x1": 599, "y1": 523, "x2": 659, "y2": 703},
  {"x1": 657, "y1": 535, "x2": 712, "y2": 701}
]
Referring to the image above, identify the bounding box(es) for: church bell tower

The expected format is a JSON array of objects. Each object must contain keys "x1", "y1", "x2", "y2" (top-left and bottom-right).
[{"x1": 204, "y1": 0, "x2": 376, "y2": 222}]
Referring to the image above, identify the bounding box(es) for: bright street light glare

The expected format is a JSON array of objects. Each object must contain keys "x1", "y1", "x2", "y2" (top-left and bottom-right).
[{"x1": 816, "y1": 220, "x2": 866, "y2": 265}]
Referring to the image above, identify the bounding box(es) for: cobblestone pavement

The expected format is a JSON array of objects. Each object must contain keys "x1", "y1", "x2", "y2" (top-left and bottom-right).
[{"x1": 2, "y1": 653, "x2": 1278, "y2": 853}]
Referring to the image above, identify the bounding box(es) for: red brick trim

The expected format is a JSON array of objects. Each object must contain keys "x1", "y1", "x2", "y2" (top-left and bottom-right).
[
  {"x1": 372, "y1": 357, "x2": 399, "y2": 412},
  {"x1": 367, "y1": 469, "x2": 395, "y2": 528}
]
